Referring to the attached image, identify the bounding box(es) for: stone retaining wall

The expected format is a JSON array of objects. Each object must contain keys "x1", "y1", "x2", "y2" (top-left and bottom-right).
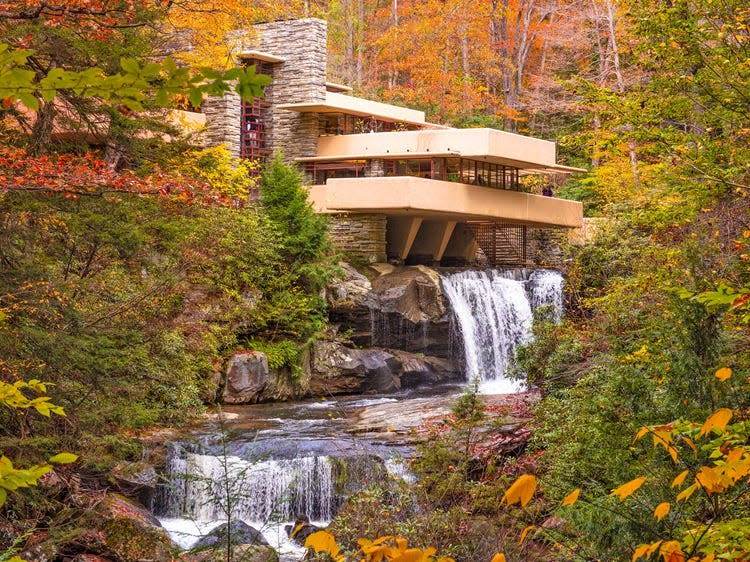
[{"x1": 328, "y1": 213, "x2": 387, "y2": 263}]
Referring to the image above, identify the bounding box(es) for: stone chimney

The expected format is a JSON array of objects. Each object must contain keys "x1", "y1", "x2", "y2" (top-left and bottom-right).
[{"x1": 203, "y1": 18, "x2": 328, "y2": 161}]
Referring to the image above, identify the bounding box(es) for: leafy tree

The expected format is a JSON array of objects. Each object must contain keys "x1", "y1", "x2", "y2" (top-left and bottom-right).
[{"x1": 259, "y1": 153, "x2": 334, "y2": 290}]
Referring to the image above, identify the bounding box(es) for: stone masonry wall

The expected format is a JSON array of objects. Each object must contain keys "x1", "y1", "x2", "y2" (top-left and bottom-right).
[
  {"x1": 253, "y1": 19, "x2": 327, "y2": 161},
  {"x1": 202, "y1": 91, "x2": 242, "y2": 159},
  {"x1": 329, "y1": 214, "x2": 387, "y2": 263},
  {"x1": 365, "y1": 159, "x2": 385, "y2": 177}
]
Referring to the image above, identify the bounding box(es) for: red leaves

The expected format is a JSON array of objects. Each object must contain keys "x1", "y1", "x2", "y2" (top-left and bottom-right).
[{"x1": 0, "y1": 147, "x2": 235, "y2": 207}]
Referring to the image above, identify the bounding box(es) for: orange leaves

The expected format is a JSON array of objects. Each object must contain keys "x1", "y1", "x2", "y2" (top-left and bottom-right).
[
  {"x1": 671, "y1": 470, "x2": 689, "y2": 488},
  {"x1": 714, "y1": 367, "x2": 732, "y2": 381},
  {"x1": 653, "y1": 502, "x2": 670, "y2": 521},
  {"x1": 305, "y1": 531, "x2": 345, "y2": 562},
  {"x1": 308, "y1": 533, "x2": 456, "y2": 562},
  {"x1": 0, "y1": 147, "x2": 235, "y2": 207},
  {"x1": 490, "y1": 554, "x2": 506, "y2": 562},
  {"x1": 562, "y1": 488, "x2": 580, "y2": 506},
  {"x1": 632, "y1": 541, "x2": 662, "y2": 562},
  {"x1": 519, "y1": 525, "x2": 535, "y2": 545},
  {"x1": 675, "y1": 483, "x2": 699, "y2": 502},
  {"x1": 699, "y1": 408, "x2": 733, "y2": 437},
  {"x1": 658, "y1": 541, "x2": 685, "y2": 562},
  {"x1": 502, "y1": 474, "x2": 537, "y2": 507},
  {"x1": 611, "y1": 477, "x2": 646, "y2": 500}
]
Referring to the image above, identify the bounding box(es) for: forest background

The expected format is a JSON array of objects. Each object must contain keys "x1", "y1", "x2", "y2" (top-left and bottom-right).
[{"x1": 0, "y1": 1, "x2": 748, "y2": 561}]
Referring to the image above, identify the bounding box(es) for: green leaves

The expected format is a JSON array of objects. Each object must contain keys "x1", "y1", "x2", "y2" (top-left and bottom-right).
[
  {"x1": 48, "y1": 453, "x2": 78, "y2": 465},
  {"x1": 0, "y1": 455, "x2": 52, "y2": 507},
  {"x1": 0, "y1": 42, "x2": 271, "y2": 111}
]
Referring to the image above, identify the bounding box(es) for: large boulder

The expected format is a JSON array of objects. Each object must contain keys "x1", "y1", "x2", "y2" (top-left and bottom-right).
[
  {"x1": 109, "y1": 460, "x2": 158, "y2": 510},
  {"x1": 327, "y1": 262, "x2": 374, "y2": 345},
  {"x1": 27, "y1": 493, "x2": 176, "y2": 562},
  {"x1": 193, "y1": 520, "x2": 268, "y2": 549},
  {"x1": 329, "y1": 265, "x2": 453, "y2": 359},
  {"x1": 327, "y1": 262, "x2": 372, "y2": 309},
  {"x1": 391, "y1": 350, "x2": 462, "y2": 388},
  {"x1": 223, "y1": 351, "x2": 271, "y2": 404},
  {"x1": 308, "y1": 342, "x2": 402, "y2": 395}
]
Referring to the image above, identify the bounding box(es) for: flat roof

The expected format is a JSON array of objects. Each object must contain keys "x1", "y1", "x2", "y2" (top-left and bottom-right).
[
  {"x1": 296, "y1": 151, "x2": 460, "y2": 162},
  {"x1": 237, "y1": 50, "x2": 286, "y2": 64},
  {"x1": 279, "y1": 91, "x2": 448, "y2": 128},
  {"x1": 325, "y1": 81, "x2": 353, "y2": 92}
]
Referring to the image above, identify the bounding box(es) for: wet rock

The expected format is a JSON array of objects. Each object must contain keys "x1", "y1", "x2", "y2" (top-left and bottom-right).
[
  {"x1": 392, "y1": 350, "x2": 462, "y2": 388},
  {"x1": 193, "y1": 520, "x2": 269, "y2": 549},
  {"x1": 331, "y1": 265, "x2": 454, "y2": 360},
  {"x1": 309, "y1": 341, "x2": 366, "y2": 394},
  {"x1": 360, "y1": 349, "x2": 401, "y2": 393},
  {"x1": 31, "y1": 493, "x2": 176, "y2": 561},
  {"x1": 369, "y1": 266, "x2": 446, "y2": 324},
  {"x1": 284, "y1": 515, "x2": 322, "y2": 546},
  {"x1": 110, "y1": 460, "x2": 158, "y2": 509},
  {"x1": 223, "y1": 351, "x2": 271, "y2": 404},
  {"x1": 309, "y1": 342, "x2": 402, "y2": 395},
  {"x1": 185, "y1": 544, "x2": 278, "y2": 562}
]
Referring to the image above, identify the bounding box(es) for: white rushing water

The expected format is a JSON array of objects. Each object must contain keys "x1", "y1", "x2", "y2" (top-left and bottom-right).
[
  {"x1": 441, "y1": 269, "x2": 563, "y2": 394},
  {"x1": 158, "y1": 450, "x2": 334, "y2": 555}
]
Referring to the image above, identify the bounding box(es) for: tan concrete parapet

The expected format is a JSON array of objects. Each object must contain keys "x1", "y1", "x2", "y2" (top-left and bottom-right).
[
  {"x1": 308, "y1": 176, "x2": 583, "y2": 228},
  {"x1": 315, "y1": 128, "x2": 585, "y2": 172},
  {"x1": 279, "y1": 91, "x2": 433, "y2": 127}
]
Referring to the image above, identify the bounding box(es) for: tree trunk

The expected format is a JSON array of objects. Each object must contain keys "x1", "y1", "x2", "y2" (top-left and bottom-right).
[{"x1": 605, "y1": 0, "x2": 640, "y2": 186}]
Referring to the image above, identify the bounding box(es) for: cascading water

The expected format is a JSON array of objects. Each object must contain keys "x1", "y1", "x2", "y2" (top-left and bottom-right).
[
  {"x1": 441, "y1": 269, "x2": 563, "y2": 393},
  {"x1": 157, "y1": 444, "x2": 335, "y2": 555}
]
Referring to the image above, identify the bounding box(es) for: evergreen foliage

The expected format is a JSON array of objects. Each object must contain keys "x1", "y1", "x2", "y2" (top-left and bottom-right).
[{"x1": 259, "y1": 153, "x2": 333, "y2": 288}]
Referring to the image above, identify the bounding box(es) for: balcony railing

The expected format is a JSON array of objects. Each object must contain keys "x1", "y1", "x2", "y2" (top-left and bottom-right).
[{"x1": 305, "y1": 156, "x2": 521, "y2": 191}]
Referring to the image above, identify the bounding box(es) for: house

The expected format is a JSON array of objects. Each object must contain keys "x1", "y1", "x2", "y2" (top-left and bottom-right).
[{"x1": 203, "y1": 19, "x2": 584, "y2": 266}]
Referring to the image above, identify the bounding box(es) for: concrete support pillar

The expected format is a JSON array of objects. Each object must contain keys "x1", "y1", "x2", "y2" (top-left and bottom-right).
[
  {"x1": 407, "y1": 220, "x2": 457, "y2": 264},
  {"x1": 442, "y1": 222, "x2": 479, "y2": 264},
  {"x1": 387, "y1": 217, "x2": 423, "y2": 262},
  {"x1": 435, "y1": 221, "x2": 457, "y2": 262}
]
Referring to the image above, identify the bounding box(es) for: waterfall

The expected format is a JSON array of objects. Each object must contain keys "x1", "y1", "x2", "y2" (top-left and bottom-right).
[
  {"x1": 160, "y1": 448, "x2": 334, "y2": 523},
  {"x1": 441, "y1": 269, "x2": 563, "y2": 393}
]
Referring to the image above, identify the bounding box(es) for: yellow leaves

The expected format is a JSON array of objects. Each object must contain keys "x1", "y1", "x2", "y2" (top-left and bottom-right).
[
  {"x1": 654, "y1": 502, "x2": 670, "y2": 521},
  {"x1": 699, "y1": 408, "x2": 733, "y2": 437},
  {"x1": 305, "y1": 531, "x2": 345, "y2": 562},
  {"x1": 490, "y1": 554, "x2": 506, "y2": 562},
  {"x1": 714, "y1": 367, "x2": 732, "y2": 381},
  {"x1": 695, "y1": 466, "x2": 726, "y2": 494},
  {"x1": 502, "y1": 474, "x2": 537, "y2": 507},
  {"x1": 675, "y1": 483, "x2": 699, "y2": 502},
  {"x1": 562, "y1": 488, "x2": 580, "y2": 507},
  {"x1": 659, "y1": 540, "x2": 685, "y2": 562},
  {"x1": 350, "y1": 535, "x2": 456, "y2": 562},
  {"x1": 519, "y1": 525, "x2": 535, "y2": 545},
  {"x1": 633, "y1": 541, "x2": 662, "y2": 561},
  {"x1": 671, "y1": 470, "x2": 689, "y2": 488},
  {"x1": 611, "y1": 477, "x2": 646, "y2": 501}
]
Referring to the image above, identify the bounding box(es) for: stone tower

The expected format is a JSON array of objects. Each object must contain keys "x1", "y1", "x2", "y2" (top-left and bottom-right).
[{"x1": 203, "y1": 18, "x2": 328, "y2": 162}]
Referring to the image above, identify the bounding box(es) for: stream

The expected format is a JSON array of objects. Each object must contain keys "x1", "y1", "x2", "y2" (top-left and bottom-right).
[{"x1": 155, "y1": 268, "x2": 564, "y2": 558}]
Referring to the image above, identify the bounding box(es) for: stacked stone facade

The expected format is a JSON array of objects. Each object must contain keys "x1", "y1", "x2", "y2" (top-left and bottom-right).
[
  {"x1": 203, "y1": 18, "x2": 327, "y2": 161},
  {"x1": 328, "y1": 214, "x2": 387, "y2": 263},
  {"x1": 202, "y1": 91, "x2": 242, "y2": 158},
  {"x1": 252, "y1": 19, "x2": 327, "y2": 161}
]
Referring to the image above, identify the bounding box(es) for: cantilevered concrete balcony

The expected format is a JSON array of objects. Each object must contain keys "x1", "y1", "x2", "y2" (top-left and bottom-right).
[
  {"x1": 309, "y1": 176, "x2": 582, "y2": 228},
  {"x1": 312, "y1": 128, "x2": 583, "y2": 173}
]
